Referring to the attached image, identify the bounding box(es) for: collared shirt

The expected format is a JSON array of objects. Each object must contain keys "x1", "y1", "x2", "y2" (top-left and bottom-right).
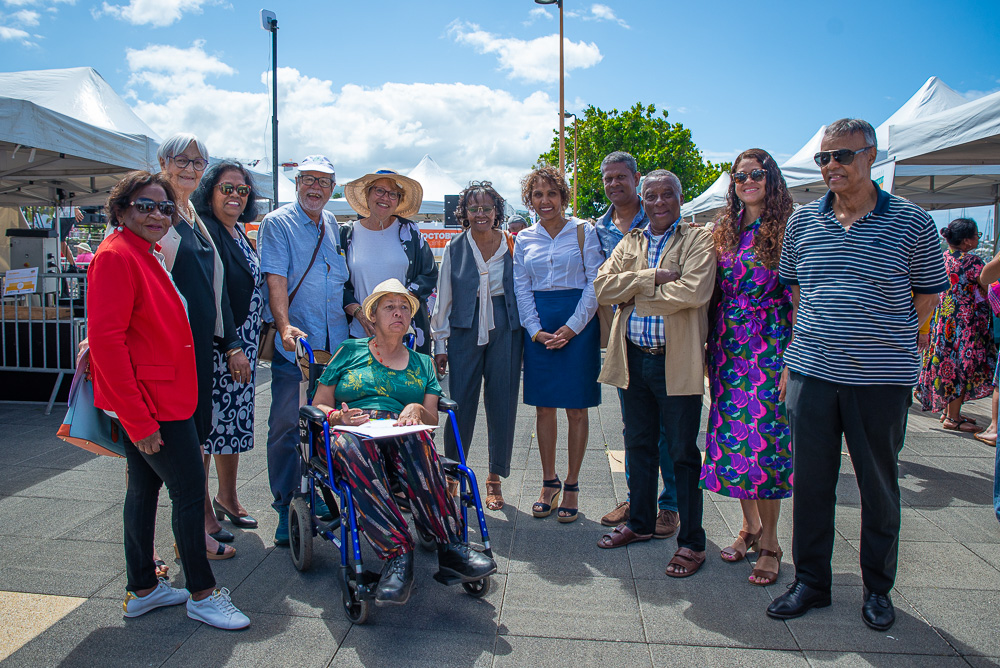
[
  {"x1": 513, "y1": 218, "x2": 604, "y2": 337},
  {"x1": 626, "y1": 220, "x2": 678, "y2": 348},
  {"x1": 258, "y1": 201, "x2": 350, "y2": 362},
  {"x1": 778, "y1": 183, "x2": 948, "y2": 386},
  {"x1": 596, "y1": 203, "x2": 648, "y2": 260}
]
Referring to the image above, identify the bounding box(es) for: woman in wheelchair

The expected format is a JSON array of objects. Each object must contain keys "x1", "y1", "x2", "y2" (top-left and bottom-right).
[{"x1": 313, "y1": 278, "x2": 496, "y2": 605}]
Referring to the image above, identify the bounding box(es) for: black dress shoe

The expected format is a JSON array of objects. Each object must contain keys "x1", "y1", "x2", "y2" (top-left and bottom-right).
[
  {"x1": 766, "y1": 579, "x2": 832, "y2": 620},
  {"x1": 862, "y1": 589, "x2": 895, "y2": 631},
  {"x1": 208, "y1": 528, "x2": 234, "y2": 543},
  {"x1": 375, "y1": 552, "x2": 414, "y2": 606},
  {"x1": 436, "y1": 542, "x2": 497, "y2": 583}
]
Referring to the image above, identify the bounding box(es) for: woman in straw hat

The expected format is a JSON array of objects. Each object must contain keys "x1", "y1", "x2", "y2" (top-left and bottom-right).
[
  {"x1": 313, "y1": 278, "x2": 496, "y2": 606},
  {"x1": 341, "y1": 170, "x2": 438, "y2": 355}
]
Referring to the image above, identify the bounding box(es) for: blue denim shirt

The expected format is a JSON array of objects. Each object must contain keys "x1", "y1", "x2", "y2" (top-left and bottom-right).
[
  {"x1": 595, "y1": 203, "x2": 648, "y2": 260},
  {"x1": 258, "y1": 202, "x2": 350, "y2": 362}
]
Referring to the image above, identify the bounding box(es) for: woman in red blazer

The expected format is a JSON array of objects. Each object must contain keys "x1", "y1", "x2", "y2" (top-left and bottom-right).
[{"x1": 87, "y1": 171, "x2": 249, "y2": 630}]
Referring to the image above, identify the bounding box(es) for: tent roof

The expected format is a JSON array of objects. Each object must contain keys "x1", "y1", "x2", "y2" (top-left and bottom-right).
[
  {"x1": 680, "y1": 172, "x2": 729, "y2": 221},
  {"x1": 890, "y1": 89, "x2": 1000, "y2": 165},
  {"x1": 406, "y1": 154, "x2": 463, "y2": 202}
]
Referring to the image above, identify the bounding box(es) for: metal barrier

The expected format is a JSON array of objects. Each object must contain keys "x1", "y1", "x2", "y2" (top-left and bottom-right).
[{"x1": 0, "y1": 271, "x2": 87, "y2": 414}]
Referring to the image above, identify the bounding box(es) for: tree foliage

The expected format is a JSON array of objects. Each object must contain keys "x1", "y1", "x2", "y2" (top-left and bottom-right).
[{"x1": 536, "y1": 103, "x2": 728, "y2": 219}]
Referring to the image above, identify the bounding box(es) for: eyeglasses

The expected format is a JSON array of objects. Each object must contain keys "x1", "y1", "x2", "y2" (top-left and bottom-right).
[
  {"x1": 168, "y1": 155, "x2": 208, "y2": 171},
  {"x1": 813, "y1": 146, "x2": 873, "y2": 167},
  {"x1": 467, "y1": 205, "x2": 495, "y2": 215},
  {"x1": 298, "y1": 175, "x2": 334, "y2": 188},
  {"x1": 733, "y1": 169, "x2": 767, "y2": 184},
  {"x1": 217, "y1": 183, "x2": 251, "y2": 197},
  {"x1": 372, "y1": 186, "x2": 401, "y2": 201},
  {"x1": 130, "y1": 198, "x2": 176, "y2": 216}
]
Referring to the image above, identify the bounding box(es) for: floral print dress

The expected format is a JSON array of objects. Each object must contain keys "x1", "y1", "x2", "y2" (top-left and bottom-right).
[
  {"x1": 700, "y1": 218, "x2": 793, "y2": 500},
  {"x1": 916, "y1": 250, "x2": 996, "y2": 411}
]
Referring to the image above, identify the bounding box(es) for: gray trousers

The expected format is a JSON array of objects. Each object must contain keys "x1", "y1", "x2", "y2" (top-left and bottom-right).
[{"x1": 444, "y1": 295, "x2": 522, "y2": 477}]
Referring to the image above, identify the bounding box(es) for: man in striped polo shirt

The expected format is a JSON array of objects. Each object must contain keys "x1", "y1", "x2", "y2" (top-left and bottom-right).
[{"x1": 766, "y1": 119, "x2": 947, "y2": 631}]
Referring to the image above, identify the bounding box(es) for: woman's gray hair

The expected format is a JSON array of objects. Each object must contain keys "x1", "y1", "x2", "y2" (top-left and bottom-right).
[
  {"x1": 824, "y1": 119, "x2": 877, "y2": 152},
  {"x1": 156, "y1": 132, "x2": 209, "y2": 163}
]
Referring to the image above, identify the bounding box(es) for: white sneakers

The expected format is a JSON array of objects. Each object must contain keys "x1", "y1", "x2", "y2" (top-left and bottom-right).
[
  {"x1": 123, "y1": 579, "x2": 189, "y2": 617},
  {"x1": 186, "y1": 588, "x2": 250, "y2": 630},
  {"x1": 123, "y1": 581, "x2": 250, "y2": 630}
]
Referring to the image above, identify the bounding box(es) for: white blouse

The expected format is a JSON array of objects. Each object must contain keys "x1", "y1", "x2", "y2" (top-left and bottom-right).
[
  {"x1": 431, "y1": 231, "x2": 508, "y2": 354},
  {"x1": 513, "y1": 218, "x2": 604, "y2": 338},
  {"x1": 347, "y1": 219, "x2": 409, "y2": 338}
]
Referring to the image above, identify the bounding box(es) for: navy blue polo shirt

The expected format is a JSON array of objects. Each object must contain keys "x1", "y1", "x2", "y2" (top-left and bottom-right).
[{"x1": 778, "y1": 183, "x2": 948, "y2": 386}]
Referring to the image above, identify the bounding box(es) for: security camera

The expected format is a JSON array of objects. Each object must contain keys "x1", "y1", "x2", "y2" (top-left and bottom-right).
[{"x1": 260, "y1": 9, "x2": 276, "y2": 31}]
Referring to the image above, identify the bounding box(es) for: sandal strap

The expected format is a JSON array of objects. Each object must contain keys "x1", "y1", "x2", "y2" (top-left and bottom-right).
[
  {"x1": 562, "y1": 482, "x2": 579, "y2": 492},
  {"x1": 757, "y1": 548, "x2": 782, "y2": 559},
  {"x1": 542, "y1": 477, "x2": 562, "y2": 489}
]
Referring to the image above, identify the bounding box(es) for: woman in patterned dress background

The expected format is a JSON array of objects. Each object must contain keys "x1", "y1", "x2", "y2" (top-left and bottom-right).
[{"x1": 700, "y1": 149, "x2": 794, "y2": 586}]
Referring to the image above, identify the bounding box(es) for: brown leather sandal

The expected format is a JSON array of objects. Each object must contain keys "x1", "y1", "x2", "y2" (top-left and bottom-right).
[
  {"x1": 485, "y1": 480, "x2": 504, "y2": 511},
  {"x1": 749, "y1": 548, "x2": 782, "y2": 586},
  {"x1": 720, "y1": 528, "x2": 762, "y2": 562},
  {"x1": 665, "y1": 547, "x2": 706, "y2": 578}
]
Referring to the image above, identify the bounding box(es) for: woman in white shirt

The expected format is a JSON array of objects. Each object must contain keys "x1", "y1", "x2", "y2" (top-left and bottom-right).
[
  {"x1": 514, "y1": 166, "x2": 604, "y2": 523},
  {"x1": 431, "y1": 181, "x2": 522, "y2": 510}
]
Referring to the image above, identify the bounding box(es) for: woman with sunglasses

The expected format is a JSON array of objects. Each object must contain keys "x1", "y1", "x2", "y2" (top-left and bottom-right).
[
  {"x1": 341, "y1": 170, "x2": 438, "y2": 355},
  {"x1": 916, "y1": 218, "x2": 996, "y2": 432},
  {"x1": 191, "y1": 160, "x2": 264, "y2": 536},
  {"x1": 430, "y1": 181, "x2": 522, "y2": 510},
  {"x1": 87, "y1": 171, "x2": 250, "y2": 629},
  {"x1": 699, "y1": 149, "x2": 794, "y2": 586}
]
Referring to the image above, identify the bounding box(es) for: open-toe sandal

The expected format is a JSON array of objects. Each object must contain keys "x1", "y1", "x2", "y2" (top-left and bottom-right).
[
  {"x1": 597, "y1": 523, "x2": 652, "y2": 549},
  {"x1": 720, "y1": 528, "x2": 762, "y2": 562},
  {"x1": 942, "y1": 417, "x2": 983, "y2": 433},
  {"x1": 557, "y1": 482, "x2": 579, "y2": 523},
  {"x1": 532, "y1": 477, "x2": 562, "y2": 518},
  {"x1": 749, "y1": 548, "x2": 782, "y2": 586},
  {"x1": 940, "y1": 413, "x2": 977, "y2": 425},
  {"x1": 485, "y1": 480, "x2": 504, "y2": 511},
  {"x1": 973, "y1": 431, "x2": 998, "y2": 446},
  {"x1": 666, "y1": 547, "x2": 706, "y2": 578}
]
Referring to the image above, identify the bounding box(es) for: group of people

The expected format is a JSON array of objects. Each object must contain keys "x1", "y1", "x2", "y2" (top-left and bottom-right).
[{"x1": 83, "y1": 114, "x2": 996, "y2": 633}]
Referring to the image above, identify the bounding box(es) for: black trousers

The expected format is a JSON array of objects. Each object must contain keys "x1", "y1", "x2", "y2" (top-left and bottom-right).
[
  {"x1": 122, "y1": 418, "x2": 216, "y2": 593},
  {"x1": 785, "y1": 371, "x2": 911, "y2": 595},
  {"x1": 622, "y1": 342, "x2": 706, "y2": 551}
]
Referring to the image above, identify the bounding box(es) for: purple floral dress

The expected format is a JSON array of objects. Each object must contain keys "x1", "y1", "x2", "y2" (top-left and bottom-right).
[{"x1": 700, "y1": 218, "x2": 793, "y2": 500}]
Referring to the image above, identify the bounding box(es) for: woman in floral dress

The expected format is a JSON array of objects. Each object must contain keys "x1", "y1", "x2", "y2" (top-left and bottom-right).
[
  {"x1": 916, "y1": 218, "x2": 996, "y2": 432},
  {"x1": 700, "y1": 149, "x2": 793, "y2": 586}
]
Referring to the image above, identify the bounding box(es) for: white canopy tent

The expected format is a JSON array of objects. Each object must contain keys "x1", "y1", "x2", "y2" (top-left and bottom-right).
[{"x1": 680, "y1": 172, "x2": 730, "y2": 223}]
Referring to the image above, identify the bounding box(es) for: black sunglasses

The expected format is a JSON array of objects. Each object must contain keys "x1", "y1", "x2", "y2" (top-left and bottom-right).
[
  {"x1": 130, "y1": 198, "x2": 175, "y2": 216},
  {"x1": 217, "y1": 183, "x2": 251, "y2": 197},
  {"x1": 813, "y1": 146, "x2": 873, "y2": 167},
  {"x1": 733, "y1": 169, "x2": 767, "y2": 184}
]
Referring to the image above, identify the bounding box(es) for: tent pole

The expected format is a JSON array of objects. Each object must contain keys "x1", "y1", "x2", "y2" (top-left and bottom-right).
[{"x1": 994, "y1": 185, "x2": 999, "y2": 254}]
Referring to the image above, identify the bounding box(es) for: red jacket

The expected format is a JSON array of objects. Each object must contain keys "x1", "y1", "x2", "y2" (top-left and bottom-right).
[{"x1": 87, "y1": 227, "x2": 197, "y2": 442}]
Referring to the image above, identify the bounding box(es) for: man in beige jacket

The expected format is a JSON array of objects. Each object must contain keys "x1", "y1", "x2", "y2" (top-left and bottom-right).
[{"x1": 593, "y1": 170, "x2": 717, "y2": 577}]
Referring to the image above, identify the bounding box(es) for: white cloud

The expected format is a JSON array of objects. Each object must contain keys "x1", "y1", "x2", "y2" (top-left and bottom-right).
[
  {"x1": 961, "y1": 80, "x2": 1000, "y2": 100},
  {"x1": 588, "y1": 4, "x2": 629, "y2": 28},
  {"x1": 96, "y1": 0, "x2": 211, "y2": 27},
  {"x1": 11, "y1": 9, "x2": 39, "y2": 25},
  {"x1": 523, "y1": 6, "x2": 552, "y2": 25},
  {"x1": 449, "y1": 20, "x2": 602, "y2": 84},
  {"x1": 2, "y1": 0, "x2": 74, "y2": 6},
  {"x1": 0, "y1": 25, "x2": 30, "y2": 40},
  {"x1": 125, "y1": 47, "x2": 559, "y2": 201}
]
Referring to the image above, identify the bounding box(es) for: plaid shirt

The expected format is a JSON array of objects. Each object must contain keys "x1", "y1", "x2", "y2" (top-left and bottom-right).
[{"x1": 626, "y1": 220, "x2": 678, "y2": 348}]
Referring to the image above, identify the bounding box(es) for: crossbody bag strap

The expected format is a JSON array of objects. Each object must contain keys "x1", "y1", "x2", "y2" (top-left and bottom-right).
[{"x1": 288, "y1": 221, "x2": 326, "y2": 306}]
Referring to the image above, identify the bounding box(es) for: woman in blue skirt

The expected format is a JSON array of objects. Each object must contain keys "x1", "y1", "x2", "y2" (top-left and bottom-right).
[{"x1": 513, "y1": 166, "x2": 604, "y2": 523}]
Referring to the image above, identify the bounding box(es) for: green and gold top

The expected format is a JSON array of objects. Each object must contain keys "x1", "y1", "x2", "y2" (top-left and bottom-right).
[{"x1": 317, "y1": 338, "x2": 442, "y2": 414}]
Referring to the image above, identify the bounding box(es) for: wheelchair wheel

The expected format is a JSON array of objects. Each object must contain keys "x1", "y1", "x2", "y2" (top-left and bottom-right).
[
  {"x1": 289, "y1": 496, "x2": 313, "y2": 572},
  {"x1": 416, "y1": 527, "x2": 437, "y2": 552},
  {"x1": 462, "y1": 576, "x2": 491, "y2": 598},
  {"x1": 342, "y1": 589, "x2": 370, "y2": 624}
]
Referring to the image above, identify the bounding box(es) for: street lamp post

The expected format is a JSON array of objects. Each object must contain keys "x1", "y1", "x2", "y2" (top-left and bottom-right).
[
  {"x1": 261, "y1": 9, "x2": 279, "y2": 211},
  {"x1": 564, "y1": 111, "x2": 577, "y2": 214},
  {"x1": 535, "y1": 0, "x2": 564, "y2": 174}
]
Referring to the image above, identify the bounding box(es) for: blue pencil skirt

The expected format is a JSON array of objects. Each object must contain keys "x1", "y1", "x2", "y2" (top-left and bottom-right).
[{"x1": 522, "y1": 289, "x2": 601, "y2": 409}]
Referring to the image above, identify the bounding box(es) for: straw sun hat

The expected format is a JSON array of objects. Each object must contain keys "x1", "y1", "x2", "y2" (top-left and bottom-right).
[
  {"x1": 344, "y1": 169, "x2": 423, "y2": 219},
  {"x1": 361, "y1": 278, "x2": 420, "y2": 321}
]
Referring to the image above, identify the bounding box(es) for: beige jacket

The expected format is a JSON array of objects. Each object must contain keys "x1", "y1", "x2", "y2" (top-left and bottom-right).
[{"x1": 595, "y1": 222, "x2": 717, "y2": 395}]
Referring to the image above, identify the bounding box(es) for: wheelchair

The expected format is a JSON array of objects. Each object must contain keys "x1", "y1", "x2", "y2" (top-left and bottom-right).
[{"x1": 289, "y1": 338, "x2": 494, "y2": 624}]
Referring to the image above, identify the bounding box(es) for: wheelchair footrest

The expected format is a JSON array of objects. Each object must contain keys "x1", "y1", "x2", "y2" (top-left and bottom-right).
[
  {"x1": 309, "y1": 456, "x2": 327, "y2": 472},
  {"x1": 432, "y1": 571, "x2": 464, "y2": 587},
  {"x1": 439, "y1": 457, "x2": 460, "y2": 473}
]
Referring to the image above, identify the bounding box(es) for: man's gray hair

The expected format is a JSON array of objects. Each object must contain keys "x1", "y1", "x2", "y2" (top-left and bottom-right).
[
  {"x1": 156, "y1": 132, "x2": 209, "y2": 163},
  {"x1": 642, "y1": 169, "x2": 682, "y2": 193},
  {"x1": 823, "y1": 119, "x2": 877, "y2": 152},
  {"x1": 600, "y1": 151, "x2": 638, "y2": 175}
]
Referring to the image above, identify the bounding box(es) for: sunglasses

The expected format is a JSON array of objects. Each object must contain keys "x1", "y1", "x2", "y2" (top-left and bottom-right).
[
  {"x1": 298, "y1": 174, "x2": 333, "y2": 188},
  {"x1": 733, "y1": 169, "x2": 767, "y2": 184},
  {"x1": 130, "y1": 198, "x2": 176, "y2": 216},
  {"x1": 217, "y1": 183, "x2": 251, "y2": 197},
  {"x1": 372, "y1": 186, "x2": 401, "y2": 201},
  {"x1": 168, "y1": 155, "x2": 208, "y2": 171},
  {"x1": 813, "y1": 146, "x2": 873, "y2": 167},
  {"x1": 468, "y1": 205, "x2": 495, "y2": 214}
]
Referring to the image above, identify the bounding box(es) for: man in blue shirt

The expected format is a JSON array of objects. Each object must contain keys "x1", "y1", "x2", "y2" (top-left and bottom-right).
[
  {"x1": 258, "y1": 155, "x2": 350, "y2": 545},
  {"x1": 595, "y1": 152, "x2": 680, "y2": 541}
]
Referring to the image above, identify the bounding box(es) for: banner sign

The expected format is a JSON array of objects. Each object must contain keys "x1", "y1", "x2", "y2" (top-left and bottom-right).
[
  {"x1": 872, "y1": 159, "x2": 896, "y2": 193},
  {"x1": 3, "y1": 267, "x2": 38, "y2": 296},
  {"x1": 420, "y1": 227, "x2": 462, "y2": 260}
]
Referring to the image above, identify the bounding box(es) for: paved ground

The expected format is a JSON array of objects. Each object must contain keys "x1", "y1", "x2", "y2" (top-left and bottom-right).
[{"x1": 1, "y1": 366, "x2": 998, "y2": 667}]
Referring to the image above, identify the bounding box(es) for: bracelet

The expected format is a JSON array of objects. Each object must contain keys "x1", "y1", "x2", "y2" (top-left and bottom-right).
[
  {"x1": 326, "y1": 409, "x2": 338, "y2": 425},
  {"x1": 225, "y1": 347, "x2": 241, "y2": 359},
  {"x1": 352, "y1": 306, "x2": 363, "y2": 318}
]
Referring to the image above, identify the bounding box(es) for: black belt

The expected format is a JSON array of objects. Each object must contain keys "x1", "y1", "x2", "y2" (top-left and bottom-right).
[{"x1": 628, "y1": 340, "x2": 665, "y2": 356}]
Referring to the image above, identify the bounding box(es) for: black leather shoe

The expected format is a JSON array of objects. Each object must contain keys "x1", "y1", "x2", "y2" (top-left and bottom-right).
[
  {"x1": 766, "y1": 579, "x2": 832, "y2": 620},
  {"x1": 208, "y1": 528, "x2": 234, "y2": 543},
  {"x1": 375, "y1": 552, "x2": 414, "y2": 606},
  {"x1": 862, "y1": 589, "x2": 895, "y2": 631},
  {"x1": 436, "y1": 542, "x2": 497, "y2": 583}
]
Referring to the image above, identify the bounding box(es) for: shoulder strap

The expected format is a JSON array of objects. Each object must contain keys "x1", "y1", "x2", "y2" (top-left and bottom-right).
[
  {"x1": 288, "y1": 222, "x2": 326, "y2": 306},
  {"x1": 576, "y1": 221, "x2": 585, "y2": 255},
  {"x1": 504, "y1": 231, "x2": 516, "y2": 256}
]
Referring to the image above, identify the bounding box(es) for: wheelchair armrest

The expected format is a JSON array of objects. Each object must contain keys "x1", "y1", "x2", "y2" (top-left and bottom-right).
[
  {"x1": 438, "y1": 397, "x2": 458, "y2": 413},
  {"x1": 299, "y1": 405, "x2": 327, "y2": 424}
]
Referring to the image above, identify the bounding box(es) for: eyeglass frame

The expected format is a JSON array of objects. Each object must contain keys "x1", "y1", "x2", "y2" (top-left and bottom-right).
[
  {"x1": 733, "y1": 169, "x2": 767, "y2": 184},
  {"x1": 130, "y1": 198, "x2": 176, "y2": 216},
  {"x1": 297, "y1": 174, "x2": 334, "y2": 189},
  {"x1": 813, "y1": 146, "x2": 874, "y2": 168},
  {"x1": 216, "y1": 183, "x2": 251, "y2": 197},
  {"x1": 167, "y1": 155, "x2": 208, "y2": 171},
  {"x1": 370, "y1": 186, "x2": 402, "y2": 202}
]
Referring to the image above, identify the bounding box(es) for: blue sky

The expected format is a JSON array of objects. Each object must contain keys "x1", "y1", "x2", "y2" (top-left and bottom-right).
[{"x1": 2, "y1": 0, "x2": 999, "y2": 215}]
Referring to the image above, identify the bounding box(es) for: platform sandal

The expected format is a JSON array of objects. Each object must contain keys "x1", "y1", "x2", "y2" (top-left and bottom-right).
[
  {"x1": 532, "y1": 477, "x2": 562, "y2": 518},
  {"x1": 556, "y1": 481, "x2": 579, "y2": 523}
]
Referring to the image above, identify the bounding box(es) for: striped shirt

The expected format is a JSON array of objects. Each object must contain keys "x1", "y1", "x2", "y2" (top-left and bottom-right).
[
  {"x1": 626, "y1": 221, "x2": 678, "y2": 348},
  {"x1": 778, "y1": 184, "x2": 948, "y2": 386}
]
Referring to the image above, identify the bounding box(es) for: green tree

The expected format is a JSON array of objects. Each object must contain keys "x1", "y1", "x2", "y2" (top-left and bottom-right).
[{"x1": 536, "y1": 103, "x2": 728, "y2": 219}]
